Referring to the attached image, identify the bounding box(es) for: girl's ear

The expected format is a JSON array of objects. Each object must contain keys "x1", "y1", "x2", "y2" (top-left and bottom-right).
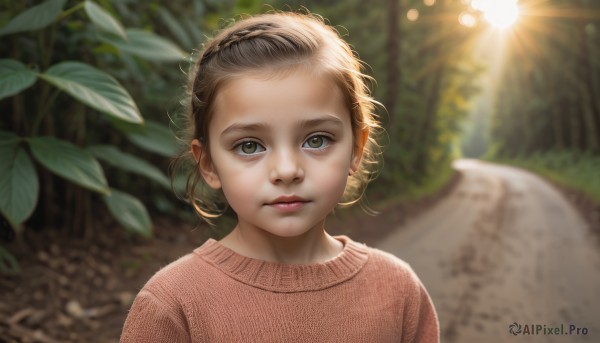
[
  {"x1": 191, "y1": 139, "x2": 222, "y2": 189},
  {"x1": 350, "y1": 128, "x2": 369, "y2": 174}
]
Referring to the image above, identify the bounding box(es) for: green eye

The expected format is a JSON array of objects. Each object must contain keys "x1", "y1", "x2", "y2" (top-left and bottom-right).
[
  {"x1": 308, "y1": 136, "x2": 323, "y2": 148},
  {"x1": 303, "y1": 135, "x2": 330, "y2": 149},
  {"x1": 235, "y1": 141, "x2": 265, "y2": 155},
  {"x1": 241, "y1": 142, "x2": 258, "y2": 154}
]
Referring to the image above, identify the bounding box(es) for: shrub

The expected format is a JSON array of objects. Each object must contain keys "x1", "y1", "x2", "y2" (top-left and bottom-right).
[{"x1": 0, "y1": 0, "x2": 190, "y2": 273}]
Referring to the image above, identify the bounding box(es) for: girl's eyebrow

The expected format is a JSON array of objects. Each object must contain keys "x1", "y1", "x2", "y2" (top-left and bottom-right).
[
  {"x1": 300, "y1": 117, "x2": 344, "y2": 130},
  {"x1": 220, "y1": 116, "x2": 344, "y2": 137},
  {"x1": 220, "y1": 122, "x2": 268, "y2": 137}
]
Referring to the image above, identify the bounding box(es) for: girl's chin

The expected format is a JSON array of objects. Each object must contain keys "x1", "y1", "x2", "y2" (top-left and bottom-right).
[
  {"x1": 261, "y1": 227, "x2": 315, "y2": 239},
  {"x1": 255, "y1": 221, "x2": 325, "y2": 239}
]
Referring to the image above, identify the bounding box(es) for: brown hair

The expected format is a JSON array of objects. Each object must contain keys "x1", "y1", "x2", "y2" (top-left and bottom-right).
[{"x1": 173, "y1": 11, "x2": 383, "y2": 224}]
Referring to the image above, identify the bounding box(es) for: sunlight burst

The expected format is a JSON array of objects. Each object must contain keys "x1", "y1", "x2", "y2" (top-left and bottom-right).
[
  {"x1": 459, "y1": 12, "x2": 477, "y2": 28},
  {"x1": 471, "y1": 0, "x2": 520, "y2": 29}
]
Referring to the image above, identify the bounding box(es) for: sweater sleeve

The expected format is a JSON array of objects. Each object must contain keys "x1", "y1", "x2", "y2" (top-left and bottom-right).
[
  {"x1": 120, "y1": 289, "x2": 191, "y2": 343},
  {"x1": 402, "y1": 270, "x2": 440, "y2": 343}
]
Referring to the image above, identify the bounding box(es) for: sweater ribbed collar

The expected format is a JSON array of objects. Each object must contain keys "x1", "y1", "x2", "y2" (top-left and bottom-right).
[{"x1": 193, "y1": 235, "x2": 369, "y2": 293}]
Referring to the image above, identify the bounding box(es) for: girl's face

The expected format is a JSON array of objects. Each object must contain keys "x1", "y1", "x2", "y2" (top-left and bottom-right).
[{"x1": 193, "y1": 69, "x2": 364, "y2": 238}]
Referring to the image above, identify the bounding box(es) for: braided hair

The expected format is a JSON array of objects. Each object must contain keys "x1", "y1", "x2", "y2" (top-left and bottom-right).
[
  {"x1": 199, "y1": 23, "x2": 277, "y2": 65},
  {"x1": 176, "y1": 11, "x2": 383, "y2": 224}
]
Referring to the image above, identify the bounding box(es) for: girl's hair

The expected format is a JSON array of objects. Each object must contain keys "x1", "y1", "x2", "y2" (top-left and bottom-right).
[{"x1": 173, "y1": 11, "x2": 383, "y2": 225}]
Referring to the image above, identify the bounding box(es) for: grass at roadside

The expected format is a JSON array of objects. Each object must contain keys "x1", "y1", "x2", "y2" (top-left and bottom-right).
[
  {"x1": 327, "y1": 161, "x2": 459, "y2": 245},
  {"x1": 328, "y1": 160, "x2": 458, "y2": 227},
  {"x1": 367, "y1": 162, "x2": 457, "y2": 211},
  {"x1": 484, "y1": 150, "x2": 600, "y2": 204}
]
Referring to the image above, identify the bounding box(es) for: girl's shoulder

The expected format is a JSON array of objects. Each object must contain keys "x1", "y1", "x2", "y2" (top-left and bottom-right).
[
  {"x1": 328, "y1": 235, "x2": 405, "y2": 274},
  {"x1": 363, "y1": 244, "x2": 413, "y2": 272},
  {"x1": 137, "y1": 239, "x2": 221, "y2": 298},
  {"x1": 357, "y1": 241, "x2": 427, "y2": 293}
]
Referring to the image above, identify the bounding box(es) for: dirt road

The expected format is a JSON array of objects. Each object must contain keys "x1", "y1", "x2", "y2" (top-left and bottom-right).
[{"x1": 376, "y1": 159, "x2": 600, "y2": 342}]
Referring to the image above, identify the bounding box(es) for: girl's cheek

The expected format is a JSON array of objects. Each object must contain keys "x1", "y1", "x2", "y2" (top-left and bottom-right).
[
  {"x1": 313, "y1": 158, "x2": 350, "y2": 185},
  {"x1": 223, "y1": 163, "x2": 265, "y2": 193}
]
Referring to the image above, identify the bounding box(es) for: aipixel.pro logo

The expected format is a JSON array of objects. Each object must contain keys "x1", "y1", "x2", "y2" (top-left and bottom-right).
[
  {"x1": 508, "y1": 322, "x2": 589, "y2": 336},
  {"x1": 509, "y1": 322, "x2": 522, "y2": 335}
]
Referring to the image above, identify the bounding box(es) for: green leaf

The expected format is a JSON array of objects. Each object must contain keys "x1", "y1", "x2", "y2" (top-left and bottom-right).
[
  {"x1": 182, "y1": 17, "x2": 206, "y2": 44},
  {"x1": 0, "y1": 246, "x2": 20, "y2": 274},
  {"x1": 0, "y1": 132, "x2": 38, "y2": 229},
  {"x1": 98, "y1": 29, "x2": 187, "y2": 62},
  {"x1": 84, "y1": 1, "x2": 127, "y2": 40},
  {"x1": 88, "y1": 145, "x2": 170, "y2": 189},
  {"x1": 0, "y1": 59, "x2": 38, "y2": 100},
  {"x1": 103, "y1": 189, "x2": 152, "y2": 238},
  {"x1": 157, "y1": 6, "x2": 192, "y2": 49},
  {"x1": 0, "y1": 130, "x2": 20, "y2": 144},
  {"x1": 107, "y1": 115, "x2": 146, "y2": 134},
  {"x1": 0, "y1": 0, "x2": 67, "y2": 36},
  {"x1": 126, "y1": 120, "x2": 179, "y2": 157},
  {"x1": 28, "y1": 136, "x2": 109, "y2": 194},
  {"x1": 39, "y1": 61, "x2": 142, "y2": 124}
]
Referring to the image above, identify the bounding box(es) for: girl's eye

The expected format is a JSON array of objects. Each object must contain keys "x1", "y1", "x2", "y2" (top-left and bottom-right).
[
  {"x1": 303, "y1": 135, "x2": 330, "y2": 149},
  {"x1": 234, "y1": 141, "x2": 265, "y2": 155}
]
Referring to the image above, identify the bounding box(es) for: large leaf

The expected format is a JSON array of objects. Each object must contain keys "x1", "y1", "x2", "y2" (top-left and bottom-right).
[
  {"x1": 182, "y1": 17, "x2": 206, "y2": 44},
  {"x1": 0, "y1": 132, "x2": 38, "y2": 229},
  {"x1": 98, "y1": 29, "x2": 187, "y2": 62},
  {"x1": 0, "y1": 59, "x2": 38, "y2": 100},
  {"x1": 88, "y1": 145, "x2": 170, "y2": 189},
  {"x1": 39, "y1": 62, "x2": 142, "y2": 124},
  {"x1": 0, "y1": 0, "x2": 66, "y2": 36},
  {"x1": 84, "y1": 1, "x2": 127, "y2": 40},
  {"x1": 28, "y1": 136, "x2": 109, "y2": 194},
  {"x1": 0, "y1": 129, "x2": 20, "y2": 143},
  {"x1": 126, "y1": 120, "x2": 179, "y2": 157},
  {"x1": 103, "y1": 189, "x2": 152, "y2": 238},
  {"x1": 157, "y1": 6, "x2": 192, "y2": 49}
]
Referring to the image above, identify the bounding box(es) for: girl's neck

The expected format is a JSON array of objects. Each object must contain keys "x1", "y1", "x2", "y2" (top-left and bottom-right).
[{"x1": 218, "y1": 221, "x2": 343, "y2": 264}]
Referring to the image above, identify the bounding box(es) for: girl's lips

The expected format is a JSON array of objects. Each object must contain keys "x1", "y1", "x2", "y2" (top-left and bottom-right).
[
  {"x1": 265, "y1": 195, "x2": 310, "y2": 212},
  {"x1": 268, "y1": 195, "x2": 308, "y2": 204},
  {"x1": 268, "y1": 201, "x2": 309, "y2": 213}
]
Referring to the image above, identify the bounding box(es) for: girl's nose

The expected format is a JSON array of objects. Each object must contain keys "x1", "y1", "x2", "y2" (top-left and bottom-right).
[{"x1": 269, "y1": 149, "x2": 304, "y2": 184}]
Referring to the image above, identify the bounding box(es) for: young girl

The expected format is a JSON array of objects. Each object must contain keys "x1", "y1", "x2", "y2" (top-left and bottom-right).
[{"x1": 121, "y1": 11, "x2": 439, "y2": 343}]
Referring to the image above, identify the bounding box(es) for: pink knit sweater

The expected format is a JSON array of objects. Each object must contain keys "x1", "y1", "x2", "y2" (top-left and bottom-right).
[{"x1": 120, "y1": 236, "x2": 439, "y2": 342}]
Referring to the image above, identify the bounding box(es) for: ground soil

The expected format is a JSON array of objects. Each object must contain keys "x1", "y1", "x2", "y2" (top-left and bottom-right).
[
  {"x1": 0, "y1": 170, "x2": 597, "y2": 343},
  {"x1": 377, "y1": 160, "x2": 600, "y2": 342}
]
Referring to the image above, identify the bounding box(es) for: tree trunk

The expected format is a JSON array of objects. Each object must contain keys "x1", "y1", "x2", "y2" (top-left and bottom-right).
[
  {"x1": 577, "y1": 21, "x2": 599, "y2": 152},
  {"x1": 415, "y1": 66, "x2": 444, "y2": 175}
]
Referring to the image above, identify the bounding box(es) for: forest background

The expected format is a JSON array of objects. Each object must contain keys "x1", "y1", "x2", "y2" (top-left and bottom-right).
[{"x1": 0, "y1": 0, "x2": 599, "y2": 341}]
